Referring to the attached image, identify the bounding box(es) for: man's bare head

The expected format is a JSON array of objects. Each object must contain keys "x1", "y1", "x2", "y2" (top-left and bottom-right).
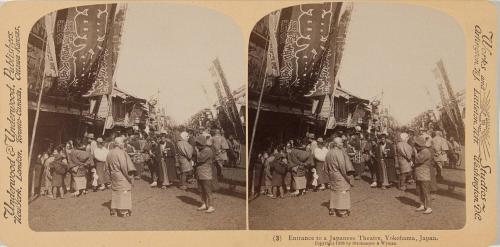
[{"x1": 333, "y1": 137, "x2": 343, "y2": 148}]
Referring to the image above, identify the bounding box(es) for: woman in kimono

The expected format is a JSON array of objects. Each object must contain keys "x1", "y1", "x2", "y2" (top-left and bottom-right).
[
  {"x1": 287, "y1": 142, "x2": 313, "y2": 196},
  {"x1": 68, "y1": 143, "x2": 93, "y2": 197},
  {"x1": 325, "y1": 137, "x2": 355, "y2": 217},
  {"x1": 106, "y1": 137, "x2": 136, "y2": 217}
]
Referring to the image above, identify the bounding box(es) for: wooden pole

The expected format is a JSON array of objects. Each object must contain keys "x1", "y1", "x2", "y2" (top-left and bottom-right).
[
  {"x1": 29, "y1": 32, "x2": 48, "y2": 200},
  {"x1": 248, "y1": 34, "x2": 270, "y2": 197},
  {"x1": 248, "y1": 73, "x2": 267, "y2": 197}
]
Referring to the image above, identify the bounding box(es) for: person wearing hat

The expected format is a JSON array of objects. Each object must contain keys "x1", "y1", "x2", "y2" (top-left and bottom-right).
[
  {"x1": 374, "y1": 133, "x2": 397, "y2": 189},
  {"x1": 413, "y1": 136, "x2": 433, "y2": 214},
  {"x1": 153, "y1": 134, "x2": 172, "y2": 189},
  {"x1": 193, "y1": 135, "x2": 215, "y2": 213},
  {"x1": 93, "y1": 137, "x2": 111, "y2": 190},
  {"x1": 312, "y1": 138, "x2": 329, "y2": 191},
  {"x1": 106, "y1": 137, "x2": 136, "y2": 217}
]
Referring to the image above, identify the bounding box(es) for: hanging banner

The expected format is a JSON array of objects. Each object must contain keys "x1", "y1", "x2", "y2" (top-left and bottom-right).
[
  {"x1": 248, "y1": 16, "x2": 269, "y2": 90},
  {"x1": 305, "y1": 3, "x2": 353, "y2": 97},
  {"x1": 84, "y1": 4, "x2": 127, "y2": 97},
  {"x1": 324, "y1": 80, "x2": 339, "y2": 131},
  {"x1": 53, "y1": 4, "x2": 117, "y2": 96},
  {"x1": 266, "y1": 10, "x2": 280, "y2": 77},
  {"x1": 44, "y1": 13, "x2": 58, "y2": 78},
  {"x1": 277, "y1": 2, "x2": 342, "y2": 96},
  {"x1": 27, "y1": 18, "x2": 46, "y2": 93}
]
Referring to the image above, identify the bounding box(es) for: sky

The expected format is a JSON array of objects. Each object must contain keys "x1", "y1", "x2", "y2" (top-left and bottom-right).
[
  {"x1": 337, "y1": 3, "x2": 466, "y2": 125},
  {"x1": 114, "y1": 3, "x2": 244, "y2": 123}
]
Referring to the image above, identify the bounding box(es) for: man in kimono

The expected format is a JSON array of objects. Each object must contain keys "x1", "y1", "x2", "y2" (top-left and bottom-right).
[
  {"x1": 396, "y1": 133, "x2": 414, "y2": 191},
  {"x1": 162, "y1": 134, "x2": 178, "y2": 185},
  {"x1": 177, "y1": 131, "x2": 194, "y2": 190},
  {"x1": 211, "y1": 129, "x2": 229, "y2": 180},
  {"x1": 93, "y1": 138, "x2": 110, "y2": 190},
  {"x1": 325, "y1": 137, "x2": 355, "y2": 217},
  {"x1": 414, "y1": 136, "x2": 433, "y2": 214},
  {"x1": 106, "y1": 137, "x2": 136, "y2": 217},
  {"x1": 153, "y1": 134, "x2": 171, "y2": 189},
  {"x1": 147, "y1": 136, "x2": 160, "y2": 187},
  {"x1": 432, "y1": 130, "x2": 449, "y2": 181},
  {"x1": 374, "y1": 133, "x2": 397, "y2": 189}
]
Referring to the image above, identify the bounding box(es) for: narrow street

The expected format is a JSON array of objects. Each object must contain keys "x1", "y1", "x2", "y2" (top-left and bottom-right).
[
  {"x1": 249, "y1": 168, "x2": 465, "y2": 230},
  {"x1": 29, "y1": 167, "x2": 246, "y2": 231}
]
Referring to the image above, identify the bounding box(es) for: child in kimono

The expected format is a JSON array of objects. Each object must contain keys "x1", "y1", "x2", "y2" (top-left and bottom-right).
[
  {"x1": 271, "y1": 155, "x2": 287, "y2": 199},
  {"x1": 261, "y1": 152, "x2": 273, "y2": 196},
  {"x1": 50, "y1": 154, "x2": 68, "y2": 199}
]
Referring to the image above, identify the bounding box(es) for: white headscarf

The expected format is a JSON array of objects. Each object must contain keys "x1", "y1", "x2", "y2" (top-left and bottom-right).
[
  {"x1": 400, "y1": 133, "x2": 409, "y2": 142},
  {"x1": 180, "y1": 131, "x2": 189, "y2": 141}
]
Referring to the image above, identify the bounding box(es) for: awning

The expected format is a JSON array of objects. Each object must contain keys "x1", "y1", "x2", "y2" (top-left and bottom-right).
[
  {"x1": 111, "y1": 87, "x2": 147, "y2": 104},
  {"x1": 248, "y1": 100, "x2": 311, "y2": 116}
]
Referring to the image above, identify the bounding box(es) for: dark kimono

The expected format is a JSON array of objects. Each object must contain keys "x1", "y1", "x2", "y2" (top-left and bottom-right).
[
  {"x1": 374, "y1": 142, "x2": 397, "y2": 186},
  {"x1": 164, "y1": 140, "x2": 178, "y2": 183},
  {"x1": 271, "y1": 159, "x2": 287, "y2": 187},
  {"x1": 288, "y1": 148, "x2": 313, "y2": 190},
  {"x1": 326, "y1": 147, "x2": 355, "y2": 210},
  {"x1": 106, "y1": 147, "x2": 136, "y2": 210},
  {"x1": 153, "y1": 143, "x2": 169, "y2": 186},
  {"x1": 50, "y1": 156, "x2": 67, "y2": 187}
]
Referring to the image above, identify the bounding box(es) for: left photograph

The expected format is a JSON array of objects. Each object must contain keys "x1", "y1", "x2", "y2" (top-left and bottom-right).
[{"x1": 27, "y1": 3, "x2": 246, "y2": 231}]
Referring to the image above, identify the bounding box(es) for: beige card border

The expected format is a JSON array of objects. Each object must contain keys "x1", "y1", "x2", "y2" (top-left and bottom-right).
[{"x1": 0, "y1": 0, "x2": 497, "y2": 246}]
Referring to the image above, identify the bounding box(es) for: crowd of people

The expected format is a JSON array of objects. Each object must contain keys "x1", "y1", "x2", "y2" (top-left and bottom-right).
[
  {"x1": 34, "y1": 127, "x2": 241, "y2": 217},
  {"x1": 252, "y1": 126, "x2": 463, "y2": 217}
]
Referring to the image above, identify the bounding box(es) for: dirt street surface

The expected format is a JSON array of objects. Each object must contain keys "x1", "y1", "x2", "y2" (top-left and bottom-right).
[
  {"x1": 250, "y1": 168, "x2": 465, "y2": 230},
  {"x1": 29, "y1": 167, "x2": 246, "y2": 231}
]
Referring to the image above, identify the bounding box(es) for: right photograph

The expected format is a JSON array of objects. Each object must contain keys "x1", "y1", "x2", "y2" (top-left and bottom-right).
[{"x1": 248, "y1": 2, "x2": 466, "y2": 230}]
